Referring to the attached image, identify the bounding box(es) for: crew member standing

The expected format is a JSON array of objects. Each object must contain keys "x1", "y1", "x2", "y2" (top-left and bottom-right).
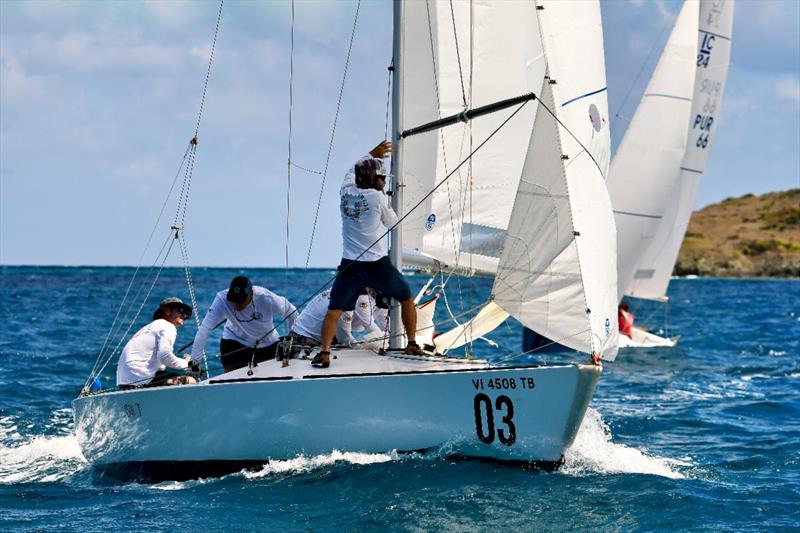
[
  {"x1": 313, "y1": 140, "x2": 424, "y2": 368},
  {"x1": 192, "y1": 276, "x2": 297, "y2": 373}
]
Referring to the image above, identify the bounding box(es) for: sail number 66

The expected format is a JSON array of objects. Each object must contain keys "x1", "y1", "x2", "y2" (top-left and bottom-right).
[{"x1": 473, "y1": 393, "x2": 516, "y2": 446}]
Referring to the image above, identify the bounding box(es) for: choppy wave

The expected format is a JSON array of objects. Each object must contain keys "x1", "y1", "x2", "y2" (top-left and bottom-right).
[
  {"x1": 0, "y1": 434, "x2": 87, "y2": 484},
  {"x1": 563, "y1": 408, "x2": 689, "y2": 479},
  {"x1": 0, "y1": 410, "x2": 87, "y2": 484}
]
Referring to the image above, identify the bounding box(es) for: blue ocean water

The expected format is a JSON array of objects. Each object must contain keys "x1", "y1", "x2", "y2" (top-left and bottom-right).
[{"x1": 1, "y1": 266, "x2": 798, "y2": 531}]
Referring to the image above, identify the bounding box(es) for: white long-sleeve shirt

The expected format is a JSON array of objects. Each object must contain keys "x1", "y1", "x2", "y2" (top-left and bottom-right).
[
  {"x1": 340, "y1": 155, "x2": 399, "y2": 262},
  {"x1": 291, "y1": 291, "x2": 377, "y2": 345},
  {"x1": 191, "y1": 286, "x2": 296, "y2": 360},
  {"x1": 116, "y1": 319, "x2": 188, "y2": 386},
  {"x1": 351, "y1": 293, "x2": 385, "y2": 334}
]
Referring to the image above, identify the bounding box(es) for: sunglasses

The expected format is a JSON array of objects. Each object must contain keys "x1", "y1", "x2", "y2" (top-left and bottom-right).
[{"x1": 175, "y1": 308, "x2": 190, "y2": 318}]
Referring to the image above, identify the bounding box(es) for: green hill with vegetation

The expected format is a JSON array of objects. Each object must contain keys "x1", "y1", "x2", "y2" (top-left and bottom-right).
[{"x1": 675, "y1": 189, "x2": 800, "y2": 277}]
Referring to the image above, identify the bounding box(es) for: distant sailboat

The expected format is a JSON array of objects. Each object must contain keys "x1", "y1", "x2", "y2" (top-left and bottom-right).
[
  {"x1": 608, "y1": 0, "x2": 734, "y2": 349},
  {"x1": 74, "y1": 0, "x2": 618, "y2": 481},
  {"x1": 520, "y1": 0, "x2": 734, "y2": 354}
]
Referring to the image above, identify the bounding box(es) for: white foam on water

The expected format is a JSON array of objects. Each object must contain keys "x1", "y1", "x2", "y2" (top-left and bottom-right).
[
  {"x1": 0, "y1": 434, "x2": 87, "y2": 484},
  {"x1": 562, "y1": 408, "x2": 688, "y2": 479},
  {"x1": 243, "y1": 449, "x2": 400, "y2": 480}
]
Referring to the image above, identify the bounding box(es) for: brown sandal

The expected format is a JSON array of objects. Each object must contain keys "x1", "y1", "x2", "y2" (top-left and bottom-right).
[
  {"x1": 404, "y1": 341, "x2": 425, "y2": 356},
  {"x1": 311, "y1": 350, "x2": 330, "y2": 368}
]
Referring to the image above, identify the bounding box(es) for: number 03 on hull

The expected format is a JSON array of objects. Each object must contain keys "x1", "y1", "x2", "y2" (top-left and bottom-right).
[{"x1": 73, "y1": 353, "x2": 600, "y2": 481}]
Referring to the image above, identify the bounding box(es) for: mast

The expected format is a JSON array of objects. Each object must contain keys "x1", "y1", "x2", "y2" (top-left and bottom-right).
[{"x1": 388, "y1": 0, "x2": 404, "y2": 349}]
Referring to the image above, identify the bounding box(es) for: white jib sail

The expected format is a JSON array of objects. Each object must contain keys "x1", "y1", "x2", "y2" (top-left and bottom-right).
[
  {"x1": 399, "y1": 0, "x2": 547, "y2": 275},
  {"x1": 609, "y1": 0, "x2": 734, "y2": 301},
  {"x1": 433, "y1": 301, "x2": 509, "y2": 353},
  {"x1": 491, "y1": 0, "x2": 618, "y2": 360}
]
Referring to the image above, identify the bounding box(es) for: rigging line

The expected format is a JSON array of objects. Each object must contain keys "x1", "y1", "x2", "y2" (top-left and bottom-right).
[
  {"x1": 290, "y1": 161, "x2": 323, "y2": 175},
  {"x1": 227, "y1": 99, "x2": 533, "y2": 357},
  {"x1": 92, "y1": 235, "x2": 180, "y2": 384},
  {"x1": 612, "y1": 0, "x2": 680, "y2": 124},
  {"x1": 537, "y1": 95, "x2": 605, "y2": 179},
  {"x1": 383, "y1": 60, "x2": 392, "y2": 141},
  {"x1": 194, "y1": 0, "x2": 224, "y2": 138},
  {"x1": 88, "y1": 229, "x2": 176, "y2": 384},
  {"x1": 95, "y1": 144, "x2": 192, "y2": 364},
  {"x1": 448, "y1": 0, "x2": 468, "y2": 108},
  {"x1": 304, "y1": 0, "x2": 362, "y2": 269},
  {"x1": 495, "y1": 328, "x2": 592, "y2": 365},
  {"x1": 424, "y1": 0, "x2": 461, "y2": 274},
  {"x1": 286, "y1": 0, "x2": 295, "y2": 277},
  {"x1": 177, "y1": 232, "x2": 209, "y2": 377},
  {"x1": 177, "y1": 143, "x2": 198, "y2": 226},
  {"x1": 466, "y1": 0, "x2": 475, "y2": 356},
  {"x1": 89, "y1": 2, "x2": 223, "y2": 387},
  {"x1": 94, "y1": 229, "x2": 175, "y2": 385}
]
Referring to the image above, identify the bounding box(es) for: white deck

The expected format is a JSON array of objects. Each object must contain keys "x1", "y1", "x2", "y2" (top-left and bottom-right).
[{"x1": 206, "y1": 348, "x2": 490, "y2": 384}]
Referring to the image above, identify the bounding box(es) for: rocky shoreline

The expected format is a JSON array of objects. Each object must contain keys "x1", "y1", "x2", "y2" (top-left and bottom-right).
[{"x1": 674, "y1": 189, "x2": 799, "y2": 278}]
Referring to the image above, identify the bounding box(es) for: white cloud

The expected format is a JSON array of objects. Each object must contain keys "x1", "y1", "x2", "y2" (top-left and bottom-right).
[
  {"x1": 775, "y1": 77, "x2": 800, "y2": 103},
  {"x1": 37, "y1": 31, "x2": 185, "y2": 71},
  {"x1": 143, "y1": 0, "x2": 195, "y2": 29},
  {"x1": 0, "y1": 55, "x2": 44, "y2": 103},
  {"x1": 628, "y1": 0, "x2": 645, "y2": 6}
]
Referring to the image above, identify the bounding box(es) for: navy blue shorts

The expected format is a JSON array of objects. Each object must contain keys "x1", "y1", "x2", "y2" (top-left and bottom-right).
[{"x1": 329, "y1": 256, "x2": 412, "y2": 311}]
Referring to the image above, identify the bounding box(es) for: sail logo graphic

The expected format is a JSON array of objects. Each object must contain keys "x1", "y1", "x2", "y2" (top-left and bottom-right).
[
  {"x1": 588, "y1": 103, "x2": 605, "y2": 133},
  {"x1": 426, "y1": 213, "x2": 437, "y2": 231},
  {"x1": 604, "y1": 317, "x2": 611, "y2": 337}
]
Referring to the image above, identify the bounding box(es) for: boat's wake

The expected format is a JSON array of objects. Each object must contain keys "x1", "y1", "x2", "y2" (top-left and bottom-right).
[
  {"x1": 0, "y1": 412, "x2": 87, "y2": 484},
  {"x1": 243, "y1": 449, "x2": 401, "y2": 479},
  {"x1": 562, "y1": 408, "x2": 689, "y2": 479}
]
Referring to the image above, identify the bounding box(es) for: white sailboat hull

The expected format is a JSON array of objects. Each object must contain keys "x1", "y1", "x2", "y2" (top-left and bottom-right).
[
  {"x1": 618, "y1": 326, "x2": 678, "y2": 349},
  {"x1": 73, "y1": 351, "x2": 600, "y2": 480}
]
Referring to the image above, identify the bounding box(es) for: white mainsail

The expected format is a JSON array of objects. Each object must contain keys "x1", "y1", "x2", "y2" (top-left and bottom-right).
[
  {"x1": 491, "y1": 0, "x2": 618, "y2": 360},
  {"x1": 399, "y1": 0, "x2": 546, "y2": 275},
  {"x1": 609, "y1": 0, "x2": 734, "y2": 301}
]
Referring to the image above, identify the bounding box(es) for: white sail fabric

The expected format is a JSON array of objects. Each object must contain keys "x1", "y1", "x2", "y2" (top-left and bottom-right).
[
  {"x1": 609, "y1": 0, "x2": 734, "y2": 301},
  {"x1": 491, "y1": 0, "x2": 618, "y2": 360},
  {"x1": 434, "y1": 301, "x2": 510, "y2": 353},
  {"x1": 399, "y1": 0, "x2": 547, "y2": 275}
]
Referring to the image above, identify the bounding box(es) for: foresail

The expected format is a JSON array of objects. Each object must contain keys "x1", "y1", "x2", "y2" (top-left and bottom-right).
[
  {"x1": 491, "y1": 0, "x2": 618, "y2": 360},
  {"x1": 611, "y1": 0, "x2": 734, "y2": 301},
  {"x1": 399, "y1": 0, "x2": 546, "y2": 275},
  {"x1": 434, "y1": 301, "x2": 510, "y2": 353},
  {"x1": 608, "y1": 0, "x2": 698, "y2": 301}
]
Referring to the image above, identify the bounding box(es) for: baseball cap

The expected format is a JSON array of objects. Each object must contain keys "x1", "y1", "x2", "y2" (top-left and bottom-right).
[{"x1": 227, "y1": 275, "x2": 253, "y2": 303}]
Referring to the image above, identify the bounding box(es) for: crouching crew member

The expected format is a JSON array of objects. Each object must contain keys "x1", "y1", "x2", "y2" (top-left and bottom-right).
[
  {"x1": 291, "y1": 289, "x2": 379, "y2": 347},
  {"x1": 116, "y1": 297, "x2": 197, "y2": 388},
  {"x1": 192, "y1": 276, "x2": 297, "y2": 373}
]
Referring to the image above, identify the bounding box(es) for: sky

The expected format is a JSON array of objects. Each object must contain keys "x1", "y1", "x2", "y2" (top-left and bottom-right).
[{"x1": 1, "y1": 0, "x2": 798, "y2": 267}]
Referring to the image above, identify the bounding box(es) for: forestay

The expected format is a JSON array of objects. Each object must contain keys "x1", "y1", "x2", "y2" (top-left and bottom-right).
[
  {"x1": 398, "y1": 0, "x2": 546, "y2": 275},
  {"x1": 609, "y1": 0, "x2": 734, "y2": 301},
  {"x1": 491, "y1": 0, "x2": 618, "y2": 360}
]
